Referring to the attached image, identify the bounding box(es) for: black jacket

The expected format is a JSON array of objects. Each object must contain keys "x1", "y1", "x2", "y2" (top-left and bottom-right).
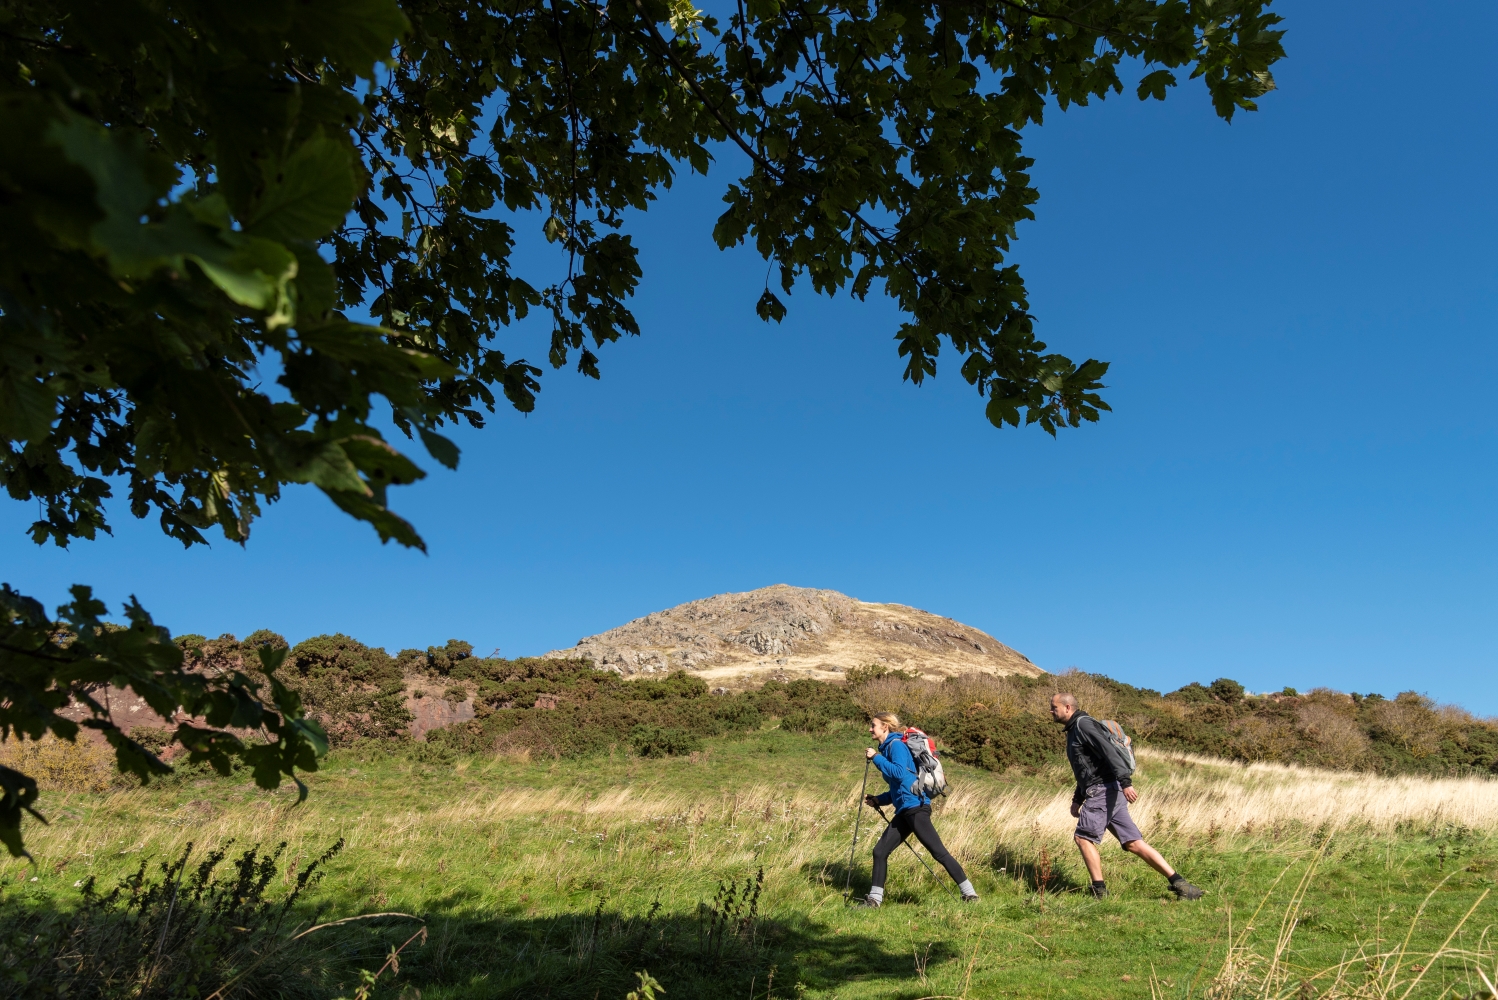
[{"x1": 1064, "y1": 711, "x2": 1133, "y2": 804}]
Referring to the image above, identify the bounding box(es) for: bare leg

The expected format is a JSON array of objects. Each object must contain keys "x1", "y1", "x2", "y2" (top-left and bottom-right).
[
  {"x1": 1122, "y1": 839, "x2": 1176, "y2": 879},
  {"x1": 1074, "y1": 835, "x2": 1104, "y2": 881}
]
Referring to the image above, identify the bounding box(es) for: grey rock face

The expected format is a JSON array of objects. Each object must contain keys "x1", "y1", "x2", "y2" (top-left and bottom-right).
[{"x1": 544, "y1": 584, "x2": 1040, "y2": 686}]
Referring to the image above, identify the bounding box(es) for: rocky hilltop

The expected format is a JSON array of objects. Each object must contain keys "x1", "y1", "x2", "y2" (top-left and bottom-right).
[{"x1": 545, "y1": 584, "x2": 1043, "y2": 687}]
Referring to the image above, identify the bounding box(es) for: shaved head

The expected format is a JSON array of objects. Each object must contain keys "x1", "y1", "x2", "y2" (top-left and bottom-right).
[
  {"x1": 1053, "y1": 692, "x2": 1078, "y2": 708},
  {"x1": 1049, "y1": 691, "x2": 1078, "y2": 724}
]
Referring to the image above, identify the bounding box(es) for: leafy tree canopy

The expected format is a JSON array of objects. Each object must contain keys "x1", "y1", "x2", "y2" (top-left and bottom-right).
[
  {"x1": 1, "y1": 0, "x2": 1284, "y2": 552},
  {"x1": 0, "y1": 0, "x2": 1283, "y2": 854}
]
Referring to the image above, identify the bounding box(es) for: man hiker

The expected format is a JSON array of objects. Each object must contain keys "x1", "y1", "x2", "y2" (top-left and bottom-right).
[
  {"x1": 1048, "y1": 692, "x2": 1204, "y2": 900},
  {"x1": 856, "y1": 712, "x2": 979, "y2": 907}
]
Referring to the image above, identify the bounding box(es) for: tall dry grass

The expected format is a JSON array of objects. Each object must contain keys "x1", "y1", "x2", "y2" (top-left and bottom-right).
[
  {"x1": 54, "y1": 750, "x2": 1498, "y2": 870},
  {"x1": 1198, "y1": 835, "x2": 1497, "y2": 1000},
  {"x1": 20, "y1": 744, "x2": 1498, "y2": 886}
]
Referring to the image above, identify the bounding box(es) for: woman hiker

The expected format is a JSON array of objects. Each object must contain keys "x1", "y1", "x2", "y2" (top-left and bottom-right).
[{"x1": 858, "y1": 712, "x2": 979, "y2": 907}]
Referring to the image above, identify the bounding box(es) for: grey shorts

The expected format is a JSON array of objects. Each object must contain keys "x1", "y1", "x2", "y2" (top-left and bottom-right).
[{"x1": 1074, "y1": 782, "x2": 1143, "y2": 845}]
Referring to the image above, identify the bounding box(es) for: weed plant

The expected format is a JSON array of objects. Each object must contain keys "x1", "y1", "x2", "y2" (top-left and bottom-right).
[{"x1": 1, "y1": 838, "x2": 352, "y2": 999}]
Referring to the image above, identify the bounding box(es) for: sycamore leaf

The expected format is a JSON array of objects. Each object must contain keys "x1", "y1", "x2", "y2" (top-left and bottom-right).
[
  {"x1": 340, "y1": 433, "x2": 427, "y2": 493},
  {"x1": 756, "y1": 289, "x2": 787, "y2": 323},
  {"x1": 0, "y1": 364, "x2": 55, "y2": 443},
  {"x1": 291, "y1": 442, "x2": 368, "y2": 494},
  {"x1": 419, "y1": 426, "x2": 460, "y2": 469},
  {"x1": 287, "y1": 0, "x2": 409, "y2": 77},
  {"x1": 245, "y1": 132, "x2": 358, "y2": 243},
  {"x1": 188, "y1": 235, "x2": 298, "y2": 326},
  {"x1": 46, "y1": 112, "x2": 299, "y2": 326},
  {"x1": 323, "y1": 487, "x2": 426, "y2": 550},
  {"x1": 1137, "y1": 69, "x2": 1177, "y2": 101}
]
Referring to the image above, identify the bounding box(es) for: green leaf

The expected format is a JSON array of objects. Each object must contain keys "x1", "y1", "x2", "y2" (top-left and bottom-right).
[
  {"x1": 245, "y1": 132, "x2": 358, "y2": 243},
  {"x1": 419, "y1": 427, "x2": 461, "y2": 469},
  {"x1": 288, "y1": 717, "x2": 330, "y2": 759},
  {"x1": 46, "y1": 111, "x2": 298, "y2": 325},
  {"x1": 188, "y1": 235, "x2": 298, "y2": 326},
  {"x1": 44, "y1": 114, "x2": 165, "y2": 238},
  {"x1": 0, "y1": 765, "x2": 42, "y2": 860},
  {"x1": 287, "y1": 0, "x2": 408, "y2": 77},
  {"x1": 323, "y1": 487, "x2": 426, "y2": 550},
  {"x1": 291, "y1": 244, "x2": 338, "y2": 318},
  {"x1": 293, "y1": 442, "x2": 369, "y2": 494},
  {"x1": 258, "y1": 645, "x2": 289, "y2": 674},
  {"x1": 1137, "y1": 70, "x2": 1177, "y2": 101},
  {"x1": 0, "y1": 355, "x2": 56, "y2": 443},
  {"x1": 756, "y1": 289, "x2": 787, "y2": 323},
  {"x1": 340, "y1": 433, "x2": 428, "y2": 499}
]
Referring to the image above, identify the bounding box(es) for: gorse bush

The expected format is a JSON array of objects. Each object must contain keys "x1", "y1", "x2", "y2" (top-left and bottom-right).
[
  {"x1": 177, "y1": 632, "x2": 412, "y2": 746},
  {"x1": 1, "y1": 839, "x2": 346, "y2": 999}
]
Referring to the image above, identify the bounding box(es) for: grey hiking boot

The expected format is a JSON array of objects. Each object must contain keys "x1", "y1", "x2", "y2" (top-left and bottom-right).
[
  {"x1": 960, "y1": 893, "x2": 980, "y2": 903},
  {"x1": 1169, "y1": 878, "x2": 1204, "y2": 901}
]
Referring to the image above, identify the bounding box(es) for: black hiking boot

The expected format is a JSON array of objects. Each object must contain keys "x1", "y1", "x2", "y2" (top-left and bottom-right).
[
  {"x1": 1089, "y1": 882, "x2": 1108, "y2": 900},
  {"x1": 1169, "y1": 877, "x2": 1204, "y2": 901}
]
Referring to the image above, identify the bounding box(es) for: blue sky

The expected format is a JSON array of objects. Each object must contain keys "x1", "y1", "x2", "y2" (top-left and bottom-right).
[{"x1": 7, "y1": 0, "x2": 1498, "y2": 713}]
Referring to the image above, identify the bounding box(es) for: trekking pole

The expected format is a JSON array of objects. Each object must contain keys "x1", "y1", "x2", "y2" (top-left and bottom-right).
[
  {"x1": 844, "y1": 756, "x2": 872, "y2": 896},
  {"x1": 873, "y1": 805, "x2": 958, "y2": 899}
]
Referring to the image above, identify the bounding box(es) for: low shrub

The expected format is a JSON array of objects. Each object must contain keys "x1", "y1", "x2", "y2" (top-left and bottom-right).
[
  {"x1": 630, "y1": 725, "x2": 703, "y2": 757},
  {"x1": 0, "y1": 735, "x2": 125, "y2": 793}
]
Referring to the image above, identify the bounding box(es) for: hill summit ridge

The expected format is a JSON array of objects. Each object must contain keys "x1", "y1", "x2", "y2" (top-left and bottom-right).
[{"x1": 544, "y1": 583, "x2": 1042, "y2": 687}]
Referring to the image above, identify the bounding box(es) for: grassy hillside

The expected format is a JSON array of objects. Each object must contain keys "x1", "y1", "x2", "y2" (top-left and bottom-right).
[
  {"x1": 5, "y1": 724, "x2": 1497, "y2": 999},
  {"x1": 168, "y1": 632, "x2": 1498, "y2": 780}
]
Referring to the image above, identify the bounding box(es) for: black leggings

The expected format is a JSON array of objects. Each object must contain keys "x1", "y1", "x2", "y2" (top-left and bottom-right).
[{"x1": 871, "y1": 804, "x2": 967, "y2": 888}]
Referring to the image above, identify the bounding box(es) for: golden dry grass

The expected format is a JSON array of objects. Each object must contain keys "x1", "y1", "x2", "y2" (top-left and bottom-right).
[
  {"x1": 15, "y1": 740, "x2": 1498, "y2": 887},
  {"x1": 886, "y1": 747, "x2": 1498, "y2": 867}
]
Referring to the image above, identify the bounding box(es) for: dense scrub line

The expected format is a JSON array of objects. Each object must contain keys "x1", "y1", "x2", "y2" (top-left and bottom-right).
[{"x1": 161, "y1": 632, "x2": 1498, "y2": 780}]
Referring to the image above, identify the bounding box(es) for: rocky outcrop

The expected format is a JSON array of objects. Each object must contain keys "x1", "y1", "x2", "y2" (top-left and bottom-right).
[{"x1": 544, "y1": 584, "x2": 1042, "y2": 688}]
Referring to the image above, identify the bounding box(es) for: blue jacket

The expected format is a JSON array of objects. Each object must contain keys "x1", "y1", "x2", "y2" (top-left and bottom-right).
[{"x1": 871, "y1": 731, "x2": 929, "y2": 815}]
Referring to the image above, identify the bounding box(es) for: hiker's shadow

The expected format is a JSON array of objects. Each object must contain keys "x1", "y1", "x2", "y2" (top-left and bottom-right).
[
  {"x1": 354, "y1": 897, "x2": 928, "y2": 1000},
  {"x1": 989, "y1": 841, "x2": 1086, "y2": 894},
  {"x1": 802, "y1": 858, "x2": 866, "y2": 895}
]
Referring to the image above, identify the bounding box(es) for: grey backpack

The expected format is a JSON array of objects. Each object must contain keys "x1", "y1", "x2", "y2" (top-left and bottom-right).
[
  {"x1": 900, "y1": 727, "x2": 948, "y2": 797},
  {"x1": 1096, "y1": 718, "x2": 1136, "y2": 776}
]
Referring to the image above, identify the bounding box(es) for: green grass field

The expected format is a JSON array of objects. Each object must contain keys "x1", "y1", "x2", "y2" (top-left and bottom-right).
[{"x1": 5, "y1": 726, "x2": 1497, "y2": 999}]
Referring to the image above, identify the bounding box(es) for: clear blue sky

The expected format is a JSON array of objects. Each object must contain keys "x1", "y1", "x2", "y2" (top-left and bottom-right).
[{"x1": 6, "y1": 0, "x2": 1497, "y2": 713}]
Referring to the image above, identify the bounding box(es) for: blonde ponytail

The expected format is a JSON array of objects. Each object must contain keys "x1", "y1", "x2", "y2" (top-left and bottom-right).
[{"x1": 870, "y1": 711, "x2": 903, "y2": 730}]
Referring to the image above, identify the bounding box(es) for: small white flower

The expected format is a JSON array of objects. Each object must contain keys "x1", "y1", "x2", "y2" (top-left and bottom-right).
[
  {"x1": 30, "y1": 877, "x2": 38, "y2": 882},
  {"x1": 74, "y1": 880, "x2": 83, "y2": 887}
]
